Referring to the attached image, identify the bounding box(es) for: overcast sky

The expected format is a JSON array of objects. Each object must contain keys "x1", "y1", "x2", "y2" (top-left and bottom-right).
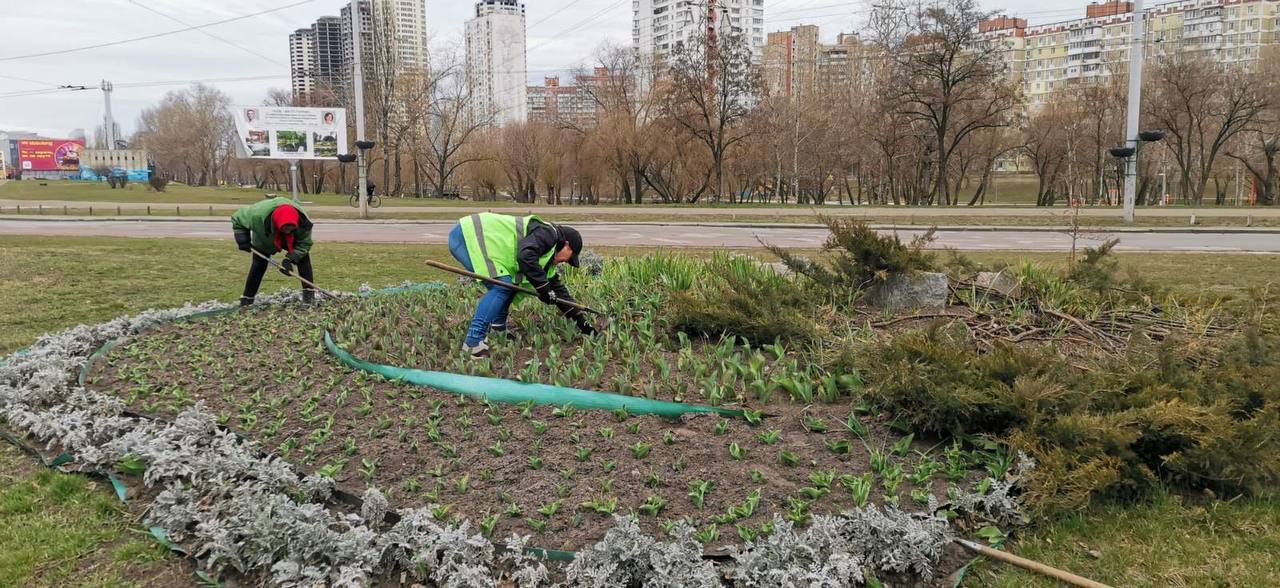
[{"x1": 0, "y1": 0, "x2": 1074, "y2": 139}]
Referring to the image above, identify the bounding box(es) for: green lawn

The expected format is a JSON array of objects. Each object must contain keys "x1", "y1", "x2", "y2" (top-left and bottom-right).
[
  {"x1": 0, "y1": 179, "x2": 521, "y2": 208},
  {"x1": 0, "y1": 444, "x2": 190, "y2": 587},
  {"x1": 965, "y1": 491, "x2": 1280, "y2": 587},
  {"x1": 1, "y1": 236, "x2": 1276, "y2": 585}
]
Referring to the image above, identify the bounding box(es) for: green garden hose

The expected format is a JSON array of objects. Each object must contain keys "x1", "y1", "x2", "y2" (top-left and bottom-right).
[{"x1": 323, "y1": 331, "x2": 744, "y2": 419}]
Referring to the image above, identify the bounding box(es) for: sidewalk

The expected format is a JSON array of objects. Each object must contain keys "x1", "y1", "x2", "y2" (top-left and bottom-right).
[{"x1": 2, "y1": 215, "x2": 1279, "y2": 234}]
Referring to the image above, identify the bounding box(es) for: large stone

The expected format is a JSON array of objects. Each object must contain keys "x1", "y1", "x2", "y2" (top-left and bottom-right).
[
  {"x1": 973, "y1": 270, "x2": 1022, "y2": 297},
  {"x1": 865, "y1": 272, "x2": 950, "y2": 311}
]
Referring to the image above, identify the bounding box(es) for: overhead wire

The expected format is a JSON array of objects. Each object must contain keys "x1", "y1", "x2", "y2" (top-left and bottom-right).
[
  {"x1": 528, "y1": 0, "x2": 596, "y2": 28},
  {"x1": 125, "y1": 0, "x2": 286, "y2": 66},
  {"x1": 0, "y1": 0, "x2": 316, "y2": 62},
  {"x1": 0, "y1": 73, "x2": 62, "y2": 87},
  {"x1": 0, "y1": 74, "x2": 289, "y2": 100}
]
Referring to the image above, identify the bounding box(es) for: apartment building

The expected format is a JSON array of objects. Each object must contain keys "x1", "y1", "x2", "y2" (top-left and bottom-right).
[
  {"x1": 291, "y1": 2, "x2": 428, "y2": 102},
  {"x1": 526, "y1": 68, "x2": 613, "y2": 127},
  {"x1": 466, "y1": 0, "x2": 528, "y2": 125},
  {"x1": 982, "y1": 0, "x2": 1280, "y2": 105},
  {"x1": 633, "y1": 0, "x2": 766, "y2": 63},
  {"x1": 289, "y1": 28, "x2": 315, "y2": 99},
  {"x1": 762, "y1": 26, "x2": 865, "y2": 99}
]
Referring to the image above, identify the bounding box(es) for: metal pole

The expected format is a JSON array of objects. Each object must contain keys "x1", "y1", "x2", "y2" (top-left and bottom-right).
[
  {"x1": 1122, "y1": 0, "x2": 1145, "y2": 224},
  {"x1": 350, "y1": 0, "x2": 369, "y2": 220},
  {"x1": 102, "y1": 80, "x2": 116, "y2": 151},
  {"x1": 289, "y1": 160, "x2": 300, "y2": 201}
]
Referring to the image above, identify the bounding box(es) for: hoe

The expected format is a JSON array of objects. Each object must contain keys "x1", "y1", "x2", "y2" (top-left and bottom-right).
[{"x1": 425, "y1": 259, "x2": 606, "y2": 317}]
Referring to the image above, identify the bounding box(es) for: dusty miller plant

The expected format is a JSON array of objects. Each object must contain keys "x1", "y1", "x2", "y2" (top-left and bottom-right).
[{"x1": 1, "y1": 296, "x2": 968, "y2": 586}]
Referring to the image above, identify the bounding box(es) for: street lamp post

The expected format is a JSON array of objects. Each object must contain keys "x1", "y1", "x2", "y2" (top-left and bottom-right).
[
  {"x1": 1121, "y1": 0, "x2": 1147, "y2": 224},
  {"x1": 1110, "y1": 130, "x2": 1164, "y2": 212}
]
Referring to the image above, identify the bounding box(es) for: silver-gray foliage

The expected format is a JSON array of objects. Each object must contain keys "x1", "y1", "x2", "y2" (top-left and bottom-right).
[
  {"x1": 948, "y1": 453, "x2": 1035, "y2": 527},
  {"x1": 729, "y1": 506, "x2": 950, "y2": 587},
  {"x1": 0, "y1": 295, "x2": 986, "y2": 586},
  {"x1": 564, "y1": 516, "x2": 719, "y2": 587}
]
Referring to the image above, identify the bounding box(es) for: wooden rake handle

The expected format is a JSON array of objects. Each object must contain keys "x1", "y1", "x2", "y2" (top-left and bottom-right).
[
  {"x1": 424, "y1": 259, "x2": 604, "y2": 316},
  {"x1": 955, "y1": 538, "x2": 1114, "y2": 588},
  {"x1": 250, "y1": 248, "x2": 339, "y2": 300}
]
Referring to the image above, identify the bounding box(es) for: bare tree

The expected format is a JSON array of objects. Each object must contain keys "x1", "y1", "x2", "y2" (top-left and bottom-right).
[
  {"x1": 887, "y1": 0, "x2": 1017, "y2": 205},
  {"x1": 1146, "y1": 55, "x2": 1266, "y2": 204},
  {"x1": 134, "y1": 83, "x2": 233, "y2": 186},
  {"x1": 572, "y1": 43, "x2": 665, "y2": 204},
  {"x1": 409, "y1": 47, "x2": 491, "y2": 198},
  {"x1": 663, "y1": 29, "x2": 760, "y2": 203}
]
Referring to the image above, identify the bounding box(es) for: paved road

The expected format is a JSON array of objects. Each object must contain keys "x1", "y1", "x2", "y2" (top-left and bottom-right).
[
  {"x1": 1, "y1": 219, "x2": 1278, "y2": 252},
  {"x1": 3, "y1": 198, "x2": 1278, "y2": 219}
]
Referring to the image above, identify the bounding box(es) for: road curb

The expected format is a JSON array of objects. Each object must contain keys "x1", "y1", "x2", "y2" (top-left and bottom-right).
[{"x1": 2, "y1": 215, "x2": 1279, "y2": 234}]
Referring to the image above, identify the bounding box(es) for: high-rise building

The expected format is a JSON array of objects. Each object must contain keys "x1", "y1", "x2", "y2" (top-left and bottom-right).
[
  {"x1": 291, "y1": 13, "x2": 367, "y2": 102},
  {"x1": 633, "y1": 0, "x2": 766, "y2": 63},
  {"x1": 980, "y1": 0, "x2": 1280, "y2": 105},
  {"x1": 762, "y1": 26, "x2": 865, "y2": 99},
  {"x1": 340, "y1": 0, "x2": 374, "y2": 92},
  {"x1": 289, "y1": 28, "x2": 315, "y2": 99},
  {"x1": 312, "y1": 17, "x2": 345, "y2": 93},
  {"x1": 466, "y1": 0, "x2": 528, "y2": 125}
]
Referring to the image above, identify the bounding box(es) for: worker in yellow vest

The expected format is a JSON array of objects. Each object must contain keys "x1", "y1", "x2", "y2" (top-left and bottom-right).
[{"x1": 448, "y1": 212, "x2": 595, "y2": 357}]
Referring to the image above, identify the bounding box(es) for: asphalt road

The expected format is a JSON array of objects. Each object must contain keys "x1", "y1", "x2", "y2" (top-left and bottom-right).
[
  {"x1": 1, "y1": 219, "x2": 1278, "y2": 252},
  {"x1": 3, "y1": 198, "x2": 1279, "y2": 218}
]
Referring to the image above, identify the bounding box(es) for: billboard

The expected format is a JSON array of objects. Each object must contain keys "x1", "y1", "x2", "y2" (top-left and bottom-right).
[
  {"x1": 232, "y1": 106, "x2": 347, "y2": 160},
  {"x1": 18, "y1": 139, "x2": 84, "y2": 172}
]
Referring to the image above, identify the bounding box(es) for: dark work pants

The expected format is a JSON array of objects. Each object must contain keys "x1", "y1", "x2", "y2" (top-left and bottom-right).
[{"x1": 242, "y1": 253, "x2": 314, "y2": 302}]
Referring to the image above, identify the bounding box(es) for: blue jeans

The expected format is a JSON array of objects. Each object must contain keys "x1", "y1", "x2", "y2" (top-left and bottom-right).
[{"x1": 449, "y1": 224, "x2": 514, "y2": 347}]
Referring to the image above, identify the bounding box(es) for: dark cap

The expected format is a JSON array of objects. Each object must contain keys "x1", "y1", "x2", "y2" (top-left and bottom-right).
[{"x1": 559, "y1": 225, "x2": 583, "y2": 267}]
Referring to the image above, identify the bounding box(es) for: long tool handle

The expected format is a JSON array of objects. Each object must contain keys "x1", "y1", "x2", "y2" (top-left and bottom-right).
[
  {"x1": 425, "y1": 259, "x2": 604, "y2": 316},
  {"x1": 955, "y1": 539, "x2": 1113, "y2": 588},
  {"x1": 251, "y1": 249, "x2": 339, "y2": 300}
]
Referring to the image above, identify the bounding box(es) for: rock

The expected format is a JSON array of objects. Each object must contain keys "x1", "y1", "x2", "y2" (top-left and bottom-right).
[
  {"x1": 865, "y1": 272, "x2": 949, "y2": 311},
  {"x1": 973, "y1": 270, "x2": 1022, "y2": 297},
  {"x1": 760, "y1": 261, "x2": 792, "y2": 275}
]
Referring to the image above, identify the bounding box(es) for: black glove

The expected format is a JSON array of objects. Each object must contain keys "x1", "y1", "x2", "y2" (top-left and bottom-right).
[
  {"x1": 574, "y1": 314, "x2": 598, "y2": 336},
  {"x1": 534, "y1": 283, "x2": 557, "y2": 305},
  {"x1": 234, "y1": 229, "x2": 252, "y2": 252},
  {"x1": 280, "y1": 258, "x2": 295, "y2": 276}
]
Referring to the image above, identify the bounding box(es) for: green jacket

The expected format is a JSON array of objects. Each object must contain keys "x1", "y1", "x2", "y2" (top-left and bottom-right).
[
  {"x1": 457, "y1": 212, "x2": 557, "y2": 285},
  {"x1": 231, "y1": 197, "x2": 314, "y2": 260}
]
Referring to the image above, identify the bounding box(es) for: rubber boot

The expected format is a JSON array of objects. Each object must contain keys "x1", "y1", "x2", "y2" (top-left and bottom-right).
[
  {"x1": 239, "y1": 296, "x2": 254, "y2": 308},
  {"x1": 302, "y1": 289, "x2": 315, "y2": 304}
]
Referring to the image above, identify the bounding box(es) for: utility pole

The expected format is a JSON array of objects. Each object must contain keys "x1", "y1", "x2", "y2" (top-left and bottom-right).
[
  {"x1": 1121, "y1": 0, "x2": 1145, "y2": 224},
  {"x1": 350, "y1": 0, "x2": 370, "y2": 220},
  {"x1": 101, "y1": 80, "x2": 116, "y2": 151},
  {"x1": 289, "y1": 161, "x2": 300, "y2": 200}
]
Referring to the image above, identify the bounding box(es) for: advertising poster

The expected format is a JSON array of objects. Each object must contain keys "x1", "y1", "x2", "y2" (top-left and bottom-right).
[
  {"x1": 18, "y1": 139, "x2": 85, "y2": 171},
  {"x1": 232, "y1": 106, "x2": 347, "y2": 160}
]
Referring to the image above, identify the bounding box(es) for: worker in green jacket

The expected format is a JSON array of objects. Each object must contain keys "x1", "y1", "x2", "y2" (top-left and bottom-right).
[
  {"x1": 231, "y1": 197, "x2": 315, "y2": 306},
  {"x1": 448, "y1": 212, "x2": 595, "y2": 357}
]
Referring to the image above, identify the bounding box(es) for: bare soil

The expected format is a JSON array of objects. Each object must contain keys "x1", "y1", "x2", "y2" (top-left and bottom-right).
[{"x1": 88, "y1": 300, "x2": 983, "y2": 583}]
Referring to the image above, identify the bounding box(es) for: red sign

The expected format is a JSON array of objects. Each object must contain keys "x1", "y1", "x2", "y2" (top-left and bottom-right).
[{"x1": 18, "y1": 139, "x2": 84, "y2": 172}]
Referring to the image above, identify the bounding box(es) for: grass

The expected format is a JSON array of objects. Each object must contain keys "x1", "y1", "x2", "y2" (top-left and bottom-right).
[
  {"x1": 1, "y1": 235, "x2": 1277, "y2": 583},
  {"x1": 0, "y1": 444, "x2": 189, "y2": 587},
  {"x1": 965, "y1": 491, "x2": 1280, "y2": 587},
  {"x1": 0, "y1": 179, "x2": 502, "y2": 208}
]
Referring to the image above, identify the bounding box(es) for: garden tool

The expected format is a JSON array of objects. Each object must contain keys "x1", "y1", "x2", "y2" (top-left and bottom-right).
[
  {"x1": 424, "y1": 259, "x2": 606, "y2": 317},
  {"x1": 954, "y1": 538, "x2": 1112, "y2": 588},
  {"x1": 251, "y1": 248, "x2": 340, "y2": 301}
]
